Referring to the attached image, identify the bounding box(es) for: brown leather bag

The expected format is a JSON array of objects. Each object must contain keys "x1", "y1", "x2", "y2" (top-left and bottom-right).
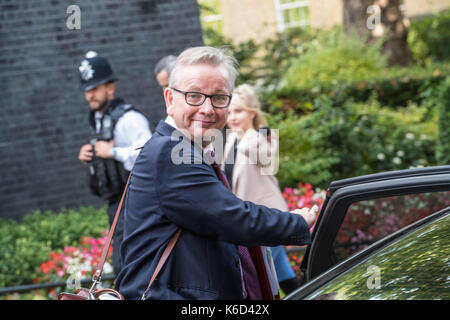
[{"x1": 58, "y1": 174, "x2": 182, "y2": 300}]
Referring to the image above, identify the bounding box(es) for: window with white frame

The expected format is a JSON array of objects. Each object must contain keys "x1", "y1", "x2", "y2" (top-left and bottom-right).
[{"x1": 274, "y1": 0, "x2": 310, "y2": 32}]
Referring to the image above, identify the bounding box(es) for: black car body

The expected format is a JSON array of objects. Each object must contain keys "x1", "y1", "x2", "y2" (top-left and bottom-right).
[{"x1": 286, "y1": 166, "x2": 450, "y2": 300}]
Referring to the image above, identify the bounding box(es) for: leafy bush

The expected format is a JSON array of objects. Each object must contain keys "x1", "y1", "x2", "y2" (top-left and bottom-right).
[
  {"x1": 271, "y1": 96, "x2": 438, "y2": 189},
  {"x1": 336, "y1": 191, "x2": 450, "y2": 261},
  {"x1": 257, "y1": 27, "x2": 319, "y2": 87},
  {"x1": 257, "y1": 25, "x2": 448, "y2": 112},
  {"x1": 408, "y1": 10, "x2": 450, "y2": 66},
  {"x1": 0, "y1": 207, "x2": 108, "y2": 288},
  {"x1": 283, "y1": 29, "x2": 387, "y2": 92},
  {"x1": 265, "y1": 55, "x2": 447, "y2": 113},
  {"x1": 202, "y1": 27, "x2": 259, "y2": 85}
]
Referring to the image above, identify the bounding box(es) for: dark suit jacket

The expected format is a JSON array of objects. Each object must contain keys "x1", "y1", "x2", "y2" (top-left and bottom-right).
[{"x1": 115, "y1": 120, "x2": 311, "y2": 300}]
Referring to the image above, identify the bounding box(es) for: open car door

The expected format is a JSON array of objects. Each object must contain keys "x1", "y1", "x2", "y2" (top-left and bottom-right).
[{"x1": 299, "y1": 165, "x2": 450, "y2": 283}]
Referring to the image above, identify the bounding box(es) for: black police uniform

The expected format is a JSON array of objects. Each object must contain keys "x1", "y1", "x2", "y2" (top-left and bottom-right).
[{"x1": 79, "y1": 52, "x2": 147, "y2": 276}]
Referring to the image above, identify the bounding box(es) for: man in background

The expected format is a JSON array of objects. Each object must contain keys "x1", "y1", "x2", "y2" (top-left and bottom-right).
[{"x1": 153, "y1": 55, "x2": 177, "y2": 89}]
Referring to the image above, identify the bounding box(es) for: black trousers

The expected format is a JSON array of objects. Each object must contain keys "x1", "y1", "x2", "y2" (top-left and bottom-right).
[{"x1": 107, "y1": 200, "x2": 124, "y2": 277}]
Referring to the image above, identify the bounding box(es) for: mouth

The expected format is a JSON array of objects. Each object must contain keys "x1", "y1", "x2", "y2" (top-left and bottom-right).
[{"x1": 193, "y1": 119, "x2": 215, "y2": 127}]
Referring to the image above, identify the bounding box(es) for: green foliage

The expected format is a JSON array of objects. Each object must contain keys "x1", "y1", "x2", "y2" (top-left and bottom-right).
[
  {"x1": 202, "y1": 27, "x2": 259, "y2": 85},
  {"x1": 272, "y1": 97, "x2": 438, "y2": 189},
  {"x1": 266, "y1": 25, "x2": 448, "y2": 112},
  {"x1": 408, "y1": 10, "x2": 450, "y2": 66},
  {"x1": 0, "y1": 207, "x2": 108, "y2": 288},
  {"x1": 258, "y1": 27, "x2": 319, "y2": 87},
  {"x1": 198, "y1": 10, "x2": 448, "y2": 190},
  {"x1": 436, "y1": 77, "x2": 450, "y2": 164},
  {"x1": 267, "y1": 64, "x2": 447, "y2": 116},
  {"x1": 283, "y1": 28, "x2": 387, "y2": 92}
]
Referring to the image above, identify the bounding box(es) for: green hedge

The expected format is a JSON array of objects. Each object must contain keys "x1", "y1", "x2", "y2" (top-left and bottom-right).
[
  {"x1": 408, "y1": 10, "x2": 450, "y2": 66},
  {"x1": 0, "y1": 207, "x2": 108, "y2": 288},
  {"x1": 259, "y1": 24, "x2": 449, "y2": 113},
  {"x1": 264, "y1": 62, "x2": 447, "y2": 115},
  {"x1": 271, "y1": 97, "x2": 438, "y2": 189}
]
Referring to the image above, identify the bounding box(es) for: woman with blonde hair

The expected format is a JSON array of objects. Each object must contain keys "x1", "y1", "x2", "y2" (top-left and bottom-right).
[{"x1": 222, "y1": 84, "x2": 301, "y2": 295}]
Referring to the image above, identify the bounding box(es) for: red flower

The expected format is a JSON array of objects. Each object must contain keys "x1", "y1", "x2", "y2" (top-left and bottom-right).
[{"x1": 40, "y1": 262, "x2": 49, "y2": 275}]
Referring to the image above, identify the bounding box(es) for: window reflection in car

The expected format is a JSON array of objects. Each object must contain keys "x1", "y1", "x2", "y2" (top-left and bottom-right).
[
  {"x1": 307, "y1": 212, "x2": 450, "y2": 300},
  {"x1": 334, "y1": 191, "x2": 450, "y2": 262}
]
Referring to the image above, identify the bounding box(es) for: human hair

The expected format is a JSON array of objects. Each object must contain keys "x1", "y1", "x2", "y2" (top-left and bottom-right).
[
  {"x1": 169, "y1": 46, "x2": 239, "y2": 91},
  {"x1": 153, "y1": 55, "x2": 177, "y2": 76},
  {"x1": 231, "y1": 84, "x2": 268, "y2": 129}
]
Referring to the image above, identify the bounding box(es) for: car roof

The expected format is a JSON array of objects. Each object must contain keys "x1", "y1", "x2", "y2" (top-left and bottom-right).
[{"x1": 328, "y1": 165, "x2": 450, "y2": 195}]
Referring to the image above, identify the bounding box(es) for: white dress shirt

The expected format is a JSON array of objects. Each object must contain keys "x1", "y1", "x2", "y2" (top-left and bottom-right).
[{"x1": 95, "y1": 110, "x2": 152, "y2": 171}]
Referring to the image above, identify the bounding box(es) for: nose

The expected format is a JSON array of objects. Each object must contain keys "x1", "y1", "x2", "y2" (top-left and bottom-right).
[{"x1": 198, "y1": 96, "x2": 215, "y2": 115}]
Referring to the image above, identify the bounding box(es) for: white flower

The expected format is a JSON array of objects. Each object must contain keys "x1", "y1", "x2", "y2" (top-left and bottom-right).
[
  {"x1": 377, "y1": 153, "x2": 385, "y2": 160},
  {"x1": 396, "y1": 150, "x2": 405, "y2": 157},
  {"x1": 103, "y1": 263, "x2": 114, "y2": 275},
  {"x1": 405, "y1": 133, "x2": 415, "y2": 140},
  {"x1": 392, "y1": 157, "x2": 402, "y2": 164}
]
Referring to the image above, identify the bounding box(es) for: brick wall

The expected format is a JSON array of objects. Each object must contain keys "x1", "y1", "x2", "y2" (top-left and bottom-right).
[{"x1": 0, "y1": 0, "x2": 203, "y2": 220}]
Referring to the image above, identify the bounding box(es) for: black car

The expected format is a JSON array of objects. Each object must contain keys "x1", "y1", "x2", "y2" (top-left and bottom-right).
[{"x1": 285, "y1": 166, "x2": 450, "y2": 300}]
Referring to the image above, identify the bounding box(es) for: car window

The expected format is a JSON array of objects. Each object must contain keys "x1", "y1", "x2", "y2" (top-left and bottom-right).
[
  {"x1": 334, "y1": 191, "x2": 450, "y2": 262},
  {"x1": 305, "y1": 212, "x2": 450, "y2": 300}
]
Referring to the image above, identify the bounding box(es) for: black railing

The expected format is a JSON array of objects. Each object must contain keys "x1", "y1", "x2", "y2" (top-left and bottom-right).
[
  {"x1": 0, "y1": 247, "x2": 311, "y2": 297},
  {"x1": 0, "y1": 274, "x2": 115, "y2": 296}
]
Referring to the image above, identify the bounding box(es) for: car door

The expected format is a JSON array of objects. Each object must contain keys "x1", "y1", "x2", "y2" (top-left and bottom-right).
[
  {"x1": 289, "y1": 207, "x2": 450, "y2": 300},
  {"x1": 299, "y1": 165, "x2": 450, "y2": 283}
]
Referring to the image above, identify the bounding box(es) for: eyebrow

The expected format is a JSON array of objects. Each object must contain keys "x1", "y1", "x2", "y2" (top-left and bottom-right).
[{"x1": 184, "y1": 87, "x2": 230, "y2": 95}]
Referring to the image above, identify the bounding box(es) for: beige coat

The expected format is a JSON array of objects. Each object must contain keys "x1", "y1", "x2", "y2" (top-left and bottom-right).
[{"x1": 222, "y1": 129, "x2": 288, "y2": 212}]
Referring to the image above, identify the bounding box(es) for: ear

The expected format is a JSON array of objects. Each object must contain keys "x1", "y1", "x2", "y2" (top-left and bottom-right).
[
  {"x1": 164, "y1": 87, "x2": 174, "y2": 116},
  {"x1": 106, "y1": 82, "x2": 115, "y2": 99}
]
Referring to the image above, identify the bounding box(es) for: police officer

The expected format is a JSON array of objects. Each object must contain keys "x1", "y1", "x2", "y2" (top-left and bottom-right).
[{"x1": 77, "y1": 51, "x2": 152, "y2": 276}]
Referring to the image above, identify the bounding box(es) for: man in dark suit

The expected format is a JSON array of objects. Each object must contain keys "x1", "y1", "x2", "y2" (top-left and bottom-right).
[{"x1": 115, "y1": 46, "x2": 317, "y2": 300}]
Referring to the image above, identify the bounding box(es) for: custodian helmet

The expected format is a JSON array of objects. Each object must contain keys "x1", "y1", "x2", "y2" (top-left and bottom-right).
[{"x1": 79, "y1": 51, "x2": 118, "y2": 91}]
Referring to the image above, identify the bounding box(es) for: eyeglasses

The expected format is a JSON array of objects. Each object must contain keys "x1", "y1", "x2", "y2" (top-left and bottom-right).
[{"x1": 171, "y1": 88, "x2": 232, "y2": 108}]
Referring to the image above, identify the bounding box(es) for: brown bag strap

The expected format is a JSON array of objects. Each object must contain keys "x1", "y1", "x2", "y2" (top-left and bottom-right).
[
  {"x1": 141, "y1": 228, "x2": 182, "y2": 300},
  {"x1": 92, "y1": 173, "x2": 132, "y2": 282},
  {"x1": 91, "y1": 172, "x2": 182, "y2": 300}
]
